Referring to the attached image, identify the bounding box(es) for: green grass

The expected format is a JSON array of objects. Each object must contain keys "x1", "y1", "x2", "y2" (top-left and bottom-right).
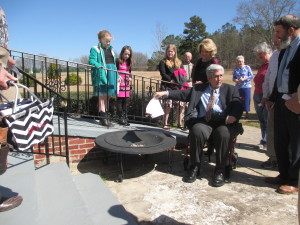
[
  {"x1": 240, "y1": 112, "x2": 260, "y2": 128},
  {"x1": 240, "y1": 119, "x2": 260, "y2": 128}
]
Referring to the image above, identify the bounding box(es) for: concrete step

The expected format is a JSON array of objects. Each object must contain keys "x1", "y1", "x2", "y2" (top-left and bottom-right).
[
  {"x1": 73, "y1": 173, "x2": 138, "y2": 225},
  {"x1": 35, "y1": 162, "x2": 94, "y2": 225},
  {"x1": 0, "y1": 152, "x2": 38, "y2": 225}
]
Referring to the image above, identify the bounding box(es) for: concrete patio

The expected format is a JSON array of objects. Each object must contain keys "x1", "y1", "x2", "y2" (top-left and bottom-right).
[{"x1": 71, "y1": 124, "x2": 298, "y2": 225}]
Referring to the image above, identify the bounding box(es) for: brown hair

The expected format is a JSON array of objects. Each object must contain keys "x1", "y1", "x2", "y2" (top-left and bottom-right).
[
  {"x1": 118, "y1": 45, "x2": 133, "y2": 68},
  {"x1": 274, "y1": 15, "x2": 300, "y2": 30}
]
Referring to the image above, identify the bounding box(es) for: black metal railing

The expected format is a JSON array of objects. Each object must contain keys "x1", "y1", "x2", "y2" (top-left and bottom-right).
[{"x1": 10, "y1": 50, "x2": 181, "y2": 127}]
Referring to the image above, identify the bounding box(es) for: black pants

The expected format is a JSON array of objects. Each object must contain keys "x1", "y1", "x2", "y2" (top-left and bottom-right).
[
  {"x1": 274, "y1": 97, "x2": 300, "y2": 186},
  {"x1": 189, "y1": 120, "x2": 230, "y2": 173},
  {"x1": 116, "y1": 97, "x2": 128, "y2": 116}
]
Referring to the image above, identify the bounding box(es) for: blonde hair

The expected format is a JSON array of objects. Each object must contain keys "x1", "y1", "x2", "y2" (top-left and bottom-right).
[
  {"x1": 197, "y1": 38, "x2": 217, "y2": 56},
  {"x1": 164, "y1": 44, "x2": 182, "y2": 69},
  {"x1": 97, "y1": 30, "x2": 112, "y2": 41}
]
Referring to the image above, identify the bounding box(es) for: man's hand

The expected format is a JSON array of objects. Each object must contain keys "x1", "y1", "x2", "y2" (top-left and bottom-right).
[
  {"x1": 285, "y1": 93, "x2": 300, "y2": 114},
  {"x1": 153, "y1": 91, "x2": 167, "y2": 99},
  {"x1": 261, "y1": 97, "x2": 269, "y2": 107},
  {"x1": 0, "y1": 67, "x2": 18, "y2": 90},
  {"x1": 225, "y1": 115, "x2": 237, "y2": 124},
  {"x1": 265, "y1": 100, "x2": 275, "y2": 111}
]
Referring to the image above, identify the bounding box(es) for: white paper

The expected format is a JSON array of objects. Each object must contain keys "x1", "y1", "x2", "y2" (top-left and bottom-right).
[
  {"x1": 117, "y1": 82, "x2": 120, "y2": 94},
  {"x1": 146, "y1": 98, "x2": 165, "y2": 118}
]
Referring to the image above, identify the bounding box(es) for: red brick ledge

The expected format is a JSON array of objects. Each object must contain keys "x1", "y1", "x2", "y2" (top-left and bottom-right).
[{"x1": 33, "y1": 136, "x2": 105, "y2": 166}]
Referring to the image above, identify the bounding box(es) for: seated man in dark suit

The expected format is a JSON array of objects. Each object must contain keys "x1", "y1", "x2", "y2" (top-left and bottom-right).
[{"x1": 154, "y1": 64, "x2": 243, "y2": 187}]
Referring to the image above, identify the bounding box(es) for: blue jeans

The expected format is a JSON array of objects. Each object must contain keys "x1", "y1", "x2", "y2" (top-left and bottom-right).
[{"x1": 253, "y1": 93, "x2": 268, "y2": 142}]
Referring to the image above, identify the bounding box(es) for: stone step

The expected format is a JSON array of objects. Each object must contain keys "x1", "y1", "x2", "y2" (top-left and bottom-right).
[
  {"x1": 35, "y1": 162, "x2": 94, "y2": 225},
  {"x1": 0, "y1": 153, "x2": 38, "y2": 225},
  {"x1": 73, "y1": 172, "x2": 138, "y2": 225}
]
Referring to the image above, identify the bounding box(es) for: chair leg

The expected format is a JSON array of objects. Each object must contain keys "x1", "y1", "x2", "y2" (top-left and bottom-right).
[
  {"x1": 183, "y1": 134, "x2": 190, "y2": 170},
  {"x1": 225, "y1": 137, "x2": 239, "y2": 180},
  {"x1": 183, "y1": 157, "x2": 189, "y2": 171}
]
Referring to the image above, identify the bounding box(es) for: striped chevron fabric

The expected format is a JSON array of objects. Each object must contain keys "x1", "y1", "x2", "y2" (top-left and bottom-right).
[{"x1": 5, "y1": 99, "x2": 54, "y2": 151}]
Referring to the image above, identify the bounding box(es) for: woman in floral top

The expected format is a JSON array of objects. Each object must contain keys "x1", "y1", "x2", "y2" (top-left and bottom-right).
[{"x1": 232, "y1": 55, "x2": 253, "y2": 119}]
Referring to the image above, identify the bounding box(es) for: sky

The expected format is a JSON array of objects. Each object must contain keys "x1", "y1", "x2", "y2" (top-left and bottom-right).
[{"x1": 2, "y1": 0, "x2": 243, "y2": 61}]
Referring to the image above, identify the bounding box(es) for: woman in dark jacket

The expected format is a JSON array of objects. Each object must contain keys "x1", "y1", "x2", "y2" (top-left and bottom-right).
[
  {"x1": 191, "y1": 38, "x2": 220, "y2": 84},
  {"x1": 158, "y1": 44, "x2": 183, "y2": 129}
]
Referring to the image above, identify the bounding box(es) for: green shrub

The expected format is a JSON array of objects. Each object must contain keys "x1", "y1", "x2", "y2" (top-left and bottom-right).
[
  {"x1": 64, "y1": 73, "x2": 82, "y2": 85},
  {"x1": 19, "y1": 73, "x2": 36, "y2": 87},
  {"x1": 47, "y1": 63, "x2": 61, "y2": 79}
]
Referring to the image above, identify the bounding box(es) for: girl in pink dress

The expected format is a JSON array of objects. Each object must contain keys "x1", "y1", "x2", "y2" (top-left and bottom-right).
[{"x1": 116, "y1": 46, "x2": 133, "y2": 126}]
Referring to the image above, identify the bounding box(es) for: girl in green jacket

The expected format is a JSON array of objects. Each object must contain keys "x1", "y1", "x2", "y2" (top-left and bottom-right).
[{"x1": 89, "y1": 30, "x2": 120, "y2": 127}]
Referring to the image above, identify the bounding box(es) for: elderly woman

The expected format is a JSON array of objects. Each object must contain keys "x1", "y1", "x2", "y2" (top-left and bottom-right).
[
  {"x1": 191, "y1": 38, "x2": 220, "y2": 84},
  {"x1": 232, "y1": 55, "x2": 254, "y2": 119},
  {"x1": 253, "y1": 42, "x2": 272, "y2": 147}
]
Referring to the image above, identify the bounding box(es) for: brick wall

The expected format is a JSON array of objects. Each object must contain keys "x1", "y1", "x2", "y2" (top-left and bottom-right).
[{"x1": 33, "y1": 136, "x2": 105, "y2": 166}]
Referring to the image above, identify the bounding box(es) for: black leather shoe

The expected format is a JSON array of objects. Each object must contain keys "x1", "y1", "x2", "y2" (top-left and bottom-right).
[
  {"x1": 212, "y1": 172, "x2": 225, "y2": 187},
  {"x1": 183, "y1": 166, "x2": 200, "y2": 183},
  {"x1": 0, "y1": 196, "x2": 23, "y2": 212}
]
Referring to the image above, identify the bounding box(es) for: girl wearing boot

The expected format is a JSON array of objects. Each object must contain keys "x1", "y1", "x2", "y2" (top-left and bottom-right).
[
  {"x1": 116, "y1": 46, "x2": 133, "y2": 126},
  {"x1": 89, "y1": 30, "x2": 120, "y2": 127}
]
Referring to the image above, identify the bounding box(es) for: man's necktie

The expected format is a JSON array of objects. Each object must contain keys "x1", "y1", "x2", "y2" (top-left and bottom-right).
[
  {"x1": 205, "y1": 89, "x2": 216, "y2": 122},
  {"x1": 277, "y1": 46, "x2": 290, "y2": 90}
]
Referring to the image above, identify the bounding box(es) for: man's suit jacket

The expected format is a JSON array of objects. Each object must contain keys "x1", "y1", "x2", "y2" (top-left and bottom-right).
[
  {"x1": 167, "y1": 82, "x2": 243, "y2": 128},
  {"x1": 269, "y1": 43, "x2": 300, "y2": 101}
]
